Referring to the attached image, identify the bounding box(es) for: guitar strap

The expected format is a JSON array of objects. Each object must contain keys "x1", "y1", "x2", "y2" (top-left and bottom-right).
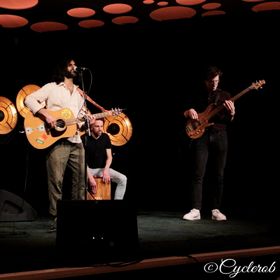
[
  {"x1": 214, "y1": 91, "x2": 220, "y2": 105},
  {"x1": 208, "y1": 91, "x2": 215, "y2": 104},
  {"x1": 208, "y1": 90, "x2": 221, "y2": 105},
  {"x1": 77, "y1": 88, "x2": 93, "y2": 104},
  {"x1": 78, "y1": 89, "x2": 105, "y2": 112}
]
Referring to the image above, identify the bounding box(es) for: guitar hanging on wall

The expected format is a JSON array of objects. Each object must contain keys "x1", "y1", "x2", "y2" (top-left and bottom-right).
[
  {"x1": 185, "y1": 80, "x2": 266, "y2": 139},
  {"x1": 24, "y1": 108, "x2": 122, "y2": 149}
]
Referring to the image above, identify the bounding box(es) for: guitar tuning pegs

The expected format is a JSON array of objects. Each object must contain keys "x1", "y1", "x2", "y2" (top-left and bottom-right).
[{"x1": 109, "y1": 107, "x2": 123, "y2": 116}]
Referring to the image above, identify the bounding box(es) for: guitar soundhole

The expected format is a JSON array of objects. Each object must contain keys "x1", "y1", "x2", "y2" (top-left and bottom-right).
[{"x1": 54, "y1": 119, "x2": 66, "y2": 132}]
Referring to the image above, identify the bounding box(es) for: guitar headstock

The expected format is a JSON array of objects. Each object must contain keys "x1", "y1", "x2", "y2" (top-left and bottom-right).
[
  {"x1": 251, "y1": 80, "x2": 266, "y2": 90},
  {"x1": 111, "y1": 108, "x2": 123, "y2": 116}
]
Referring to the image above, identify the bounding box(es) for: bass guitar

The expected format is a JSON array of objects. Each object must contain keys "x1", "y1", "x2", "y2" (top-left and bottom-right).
[
  {"x1": 24, "y1": 108, "x2": 122, "y2": 149},
  {"x1": 185, "y1": 80, "x2": 265, "y2": 139}
]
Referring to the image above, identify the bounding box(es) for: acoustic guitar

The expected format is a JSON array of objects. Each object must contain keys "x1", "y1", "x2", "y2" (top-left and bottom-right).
[
  {"x1": 24, "y1": 108, "x2": 122, "y2": 149},
  {"x1": 185, "y1": 80, "x2": 266, "y2": 139}
]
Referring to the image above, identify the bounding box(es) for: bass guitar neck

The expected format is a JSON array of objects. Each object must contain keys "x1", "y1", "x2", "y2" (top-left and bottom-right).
[{"x1": 185, "y1": 80, "x2": 265, "y2": 139}]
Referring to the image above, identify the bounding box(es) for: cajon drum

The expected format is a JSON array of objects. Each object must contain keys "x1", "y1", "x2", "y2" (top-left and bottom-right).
[{"x1": 87, "y1": 177, "x2": 111, "y2": 200}]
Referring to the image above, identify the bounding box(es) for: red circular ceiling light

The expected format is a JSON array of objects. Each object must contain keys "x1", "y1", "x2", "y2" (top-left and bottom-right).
[
  {"x1": 0, "y1": 14, "x2": 28, "y2": 28},
  {"x1": 157, "y1": 2, "x2": 169, "y2": 7},
  {"x1": 242, "y1": 0, "x2": 264, "y2": 2},
  {"x1": 67, "y1": 7, "x2": 95, "y2": 18},
  {"x1": 112, "y1": 16, "x2": 139, "y2": 25},
  {"x1": 176, "y1": 0, "x2": 205, "y2": 5},
  {"x1": 202, "y1": 3, "x2": 221, "y2": 10},
  {"x1": 79, "y1": 19, "x2": 105, "y2": 28},
  {"x1": 202, "y1": 10, "x2": 226, "y2": 17},
  {"x1": 150, "y1": 6, "x2": 196, "y2": 21},
  {"x1": 143, "y1": 0, "x2": 155, "y2": 4},
  {"x1": 103, "y1": 3, "x2": 132, "y2": 14},
  {"x1": 30, "y1": 21, "x2": 68, "y2": 32},
  {"x1": 252, "y1": 1, "x2": 280, "y2": 12},
  {"x1": 0, "y1": 0, "x2": 38, "y2": 9}
]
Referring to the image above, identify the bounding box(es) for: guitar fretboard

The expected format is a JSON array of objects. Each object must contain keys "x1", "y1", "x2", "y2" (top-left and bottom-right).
[
  {"x1": 207, "y1": 82, "x2": 263, "y2": 119},
  {"x1": 63, "y1": 110, "x2": 120, "y2": 125}
]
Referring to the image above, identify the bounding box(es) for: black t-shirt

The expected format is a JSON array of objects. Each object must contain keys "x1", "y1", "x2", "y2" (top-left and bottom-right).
[{"x1": 86, "y1": 133, "x2": 112, "y2": 169}]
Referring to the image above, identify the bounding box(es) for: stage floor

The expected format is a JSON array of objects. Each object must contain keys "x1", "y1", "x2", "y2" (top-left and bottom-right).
[{"x1": 0, "y1": 210, "x2": 279, "y2": 278}]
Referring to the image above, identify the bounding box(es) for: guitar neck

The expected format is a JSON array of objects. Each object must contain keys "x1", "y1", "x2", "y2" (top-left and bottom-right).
[
  {"x1": 93, "y1": 111, "x2": 112, "y2": 119},
  {"x1": 208, "y1": 85, "x2": 252, "y2": 119},
  {"x1": 64, "y1": 111, "x2": 112, "y2": 126},
  {"x1": 230, "y1": 86, "x2": 252, "y2": 102},
  {"x1": 64, "y1": 119, "x2": 79, "y2": 126}
]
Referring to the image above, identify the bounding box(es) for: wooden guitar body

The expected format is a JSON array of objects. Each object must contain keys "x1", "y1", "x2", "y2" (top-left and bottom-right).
[
  {"x1": 24, "y1": 108, "x2": 123, "y2": 149},
  {"x1": 185, "y1": 104, "x2": 215, "y2": 139},
  {"x1": 24, "y1": 108, "x2": 77, "y2": 149}
]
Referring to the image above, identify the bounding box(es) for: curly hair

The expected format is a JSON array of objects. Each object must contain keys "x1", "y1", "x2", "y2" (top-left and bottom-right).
[
  {"x1": 204, "y1": 65, "x2": 223, "y2": 81},
  {"x1": 52, "y1": 57, "x2": 76, "y2": 84}
]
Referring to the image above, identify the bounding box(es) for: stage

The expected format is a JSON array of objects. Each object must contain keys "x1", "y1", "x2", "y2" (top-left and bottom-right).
[{"x1": 0, "y1": 209, "x2": 279, "y2": 279}]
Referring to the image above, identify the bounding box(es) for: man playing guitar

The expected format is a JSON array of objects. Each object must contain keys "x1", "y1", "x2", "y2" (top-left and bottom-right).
[
  {"x1": 24, "y1": 57, "x2": 106, "y2": 231},
  {"x1": 182, "y1": 65, "x2": 235, "y2": 222}
]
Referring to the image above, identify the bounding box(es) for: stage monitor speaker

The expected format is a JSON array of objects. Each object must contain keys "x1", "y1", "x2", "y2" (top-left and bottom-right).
[
  {"x1": 56, "y1": 200, "x2": 139, "y2": 265},
  {"x1": 0, "y1": 189, "x2": 37, "y2": 221}
]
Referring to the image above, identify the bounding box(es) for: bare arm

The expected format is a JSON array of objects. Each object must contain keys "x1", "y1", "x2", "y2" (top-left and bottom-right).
[
  {"x1": 102, "y1": 148, "x2": 113, "y2": 184},
  {"x1": 36, "y1": 108, "x2": 57, "y2": 128},
  {"x1": 87, "y1": 166, "x2": 97, "y2": 194}
]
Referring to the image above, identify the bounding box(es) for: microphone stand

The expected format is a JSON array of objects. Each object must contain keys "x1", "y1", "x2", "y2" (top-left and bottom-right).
[{"x1": 78, "y1": 70, "x2": 90, "y2": 200}]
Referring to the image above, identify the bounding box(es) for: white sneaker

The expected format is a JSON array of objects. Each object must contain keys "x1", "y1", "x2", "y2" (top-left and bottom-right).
[
  {"x1": 212, "y1": 209, "x2": 227, "y2": 221},
  {"x1": 183, "y1": 209, "x2": 201, "y2": 221}
]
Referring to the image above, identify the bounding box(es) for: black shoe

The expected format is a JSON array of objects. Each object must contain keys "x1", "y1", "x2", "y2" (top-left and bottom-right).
[
  {"x1": 48, "y1": 224, "x2": 56, "y2": 232},
  {"x1": 48, "y1": 217, "x2": 57, "y2": 233}
]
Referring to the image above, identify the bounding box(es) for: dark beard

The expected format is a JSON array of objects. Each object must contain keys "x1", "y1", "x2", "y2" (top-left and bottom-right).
[{"x1": 64, "y1": 69, "x2": 76, "y2": 79}]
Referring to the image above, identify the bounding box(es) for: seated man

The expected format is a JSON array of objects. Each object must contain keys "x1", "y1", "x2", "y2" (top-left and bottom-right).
[{"x1": 86, "y1": 118, "x2": 127, "y2": 199}]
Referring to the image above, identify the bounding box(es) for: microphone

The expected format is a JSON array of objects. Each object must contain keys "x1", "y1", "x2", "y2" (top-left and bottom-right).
[
  {"x1": 86, "y1": 117, "x2": 91, "y2": 136},
  {"x1": 74, "y1": 66, "x2": 88, "y2": 72},
  {"x1": 83, "y1": 115, "x2": 91, "y2": 136}
]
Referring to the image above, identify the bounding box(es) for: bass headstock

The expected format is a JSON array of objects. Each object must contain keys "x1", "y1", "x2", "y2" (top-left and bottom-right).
[{"x1": 251, "y1": 80, "x2": 266, "y2": 90}]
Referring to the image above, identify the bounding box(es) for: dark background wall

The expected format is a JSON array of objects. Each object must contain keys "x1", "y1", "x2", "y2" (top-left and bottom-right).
[{"x1": 0, "y1": 13, "x2": 279, "y2": 218}]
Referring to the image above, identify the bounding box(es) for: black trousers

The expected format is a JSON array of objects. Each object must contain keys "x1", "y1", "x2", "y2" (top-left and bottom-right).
[{"x1": 190, "y1": 128, "x2": 228, "y2": 210}]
